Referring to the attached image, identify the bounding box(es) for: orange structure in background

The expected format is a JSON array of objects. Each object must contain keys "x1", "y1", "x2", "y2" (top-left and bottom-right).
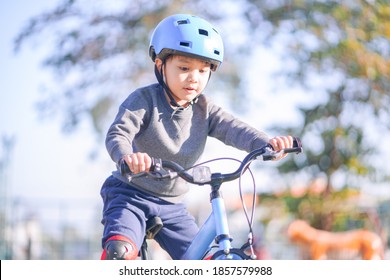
[{"x1": 287, "y1": 219, "x2": 384, "y2": 260}]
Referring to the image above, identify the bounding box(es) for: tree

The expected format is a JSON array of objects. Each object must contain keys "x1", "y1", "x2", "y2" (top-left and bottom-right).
[{"x1": 242, "y1": 0, "x2": 390, "y2": 193}]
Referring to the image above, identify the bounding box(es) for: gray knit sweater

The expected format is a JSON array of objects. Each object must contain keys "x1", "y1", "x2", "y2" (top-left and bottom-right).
[{"x1": 106, "y1": 83, "x2": 270, "y2": 202}]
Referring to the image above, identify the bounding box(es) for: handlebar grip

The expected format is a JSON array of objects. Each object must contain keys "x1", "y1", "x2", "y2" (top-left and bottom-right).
[
  {"x1": 120, "y1": 159, "x2": 131, "y2": 176},
  {"x1": 119, "y1": 157, "x2": 162, "y2": 176},
  {"x1": 263, "y1": 136, "x2": 302, "y2": 161},
  {"x1": 284, "y1": 136, "x2": 303, "y2": 154}
]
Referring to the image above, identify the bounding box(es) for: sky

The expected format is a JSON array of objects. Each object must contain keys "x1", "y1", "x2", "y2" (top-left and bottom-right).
[{"x1": 1, "y1": 0, "x2": 390, "y2": 235}]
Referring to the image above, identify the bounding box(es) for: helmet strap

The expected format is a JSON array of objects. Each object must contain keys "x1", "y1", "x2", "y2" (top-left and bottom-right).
[
  {"x1": 154, "y1": 64, "x2": 183, "y2": 108},
  {"x1": 153, "y1": 59, "x2": 212, "y2": 115}
]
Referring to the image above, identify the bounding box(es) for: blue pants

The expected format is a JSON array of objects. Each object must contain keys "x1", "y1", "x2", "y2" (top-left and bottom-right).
[{"x1": 100, "y1": 175, "x2": 199, "y2": 260}]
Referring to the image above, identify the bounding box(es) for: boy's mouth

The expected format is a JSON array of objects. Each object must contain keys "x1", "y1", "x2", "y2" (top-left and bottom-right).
[{"x1": 184, "y1": 87, "x2": 196, "y2": 93}]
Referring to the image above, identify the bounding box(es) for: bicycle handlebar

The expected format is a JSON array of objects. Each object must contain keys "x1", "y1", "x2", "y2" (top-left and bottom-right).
[{"x1": 120, "y1": 137, "x2": 302, "y2": 185}]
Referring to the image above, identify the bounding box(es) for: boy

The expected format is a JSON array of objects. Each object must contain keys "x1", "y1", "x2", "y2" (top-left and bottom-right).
[{"x1": 100, "y1": 14, "x2": 294, "y2": 260}]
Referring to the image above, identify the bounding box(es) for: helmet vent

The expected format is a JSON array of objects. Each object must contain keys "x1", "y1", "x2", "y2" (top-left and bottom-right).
[
  {"x1": 198, "y1": 29, "x2": 208, "y2": 36},
  {"x1": 180, "y1": 41, "x2": 191, "y2": 47},
  {"x1": 177, "y1": 19, "x2": 190, "y2": 25},
  {"x1": 214, "y1": 50, "x2": 220, "y2": 55}
]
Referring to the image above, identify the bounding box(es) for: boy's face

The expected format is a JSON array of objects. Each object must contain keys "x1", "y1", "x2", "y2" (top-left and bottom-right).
[{"x1": 156, "y1": 55, "x2": 211, "y2": 106}]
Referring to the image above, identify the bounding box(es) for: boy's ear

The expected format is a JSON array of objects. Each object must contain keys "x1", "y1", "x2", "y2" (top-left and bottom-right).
[{"x1": 155, "y1": 58, "x2": 163, "y2": 71}]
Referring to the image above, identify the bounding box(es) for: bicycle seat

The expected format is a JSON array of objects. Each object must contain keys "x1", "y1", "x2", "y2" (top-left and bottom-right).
[{"x1": 145, "y1": 216, "x2": 163, "y2": 239}]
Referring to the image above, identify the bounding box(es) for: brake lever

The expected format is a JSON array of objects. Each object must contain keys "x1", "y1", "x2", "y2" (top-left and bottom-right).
[
  {"x1": 262, "y1": 147, "x2": 277, "y2": 161},
  {"x1": 148, "y1": 158, "x2": 173, "y2": 179},
  {"x1": 147, "y1": 170, "x2": 174, "y2": 180},
  {"x1": 123, "y1": 171, "x2": 148, "y2": 180}
]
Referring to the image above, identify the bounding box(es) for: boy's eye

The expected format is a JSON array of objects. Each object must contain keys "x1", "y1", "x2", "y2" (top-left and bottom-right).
[
  {"x1": 178, "y1": 66, "x2": 210, "y2": 73},
  {"x1": 179, "y1": 66, "x2": 189, "y2": 71}
]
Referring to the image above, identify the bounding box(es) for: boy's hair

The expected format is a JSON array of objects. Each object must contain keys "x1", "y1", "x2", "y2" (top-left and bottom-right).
[{"x1": 149, "y1": 14, "x2": 224, "y2": 72}]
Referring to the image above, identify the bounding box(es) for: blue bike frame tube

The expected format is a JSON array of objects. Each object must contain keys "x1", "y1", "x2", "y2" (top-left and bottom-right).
[
  {"x1": 180, "y1": 213, "x2": 216, "y2": 260},
  {"x1": 211, "y1": 196, "x2": 232, "y2": 252}
]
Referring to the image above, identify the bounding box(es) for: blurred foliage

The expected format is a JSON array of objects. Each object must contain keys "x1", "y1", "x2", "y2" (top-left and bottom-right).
[
  {"x1": 247, "y1": 0, "x2": 390, "y2": 192},
  {"x1": 259, "y1": 187, "x2": 378, "y2": 232},
  {"x1": 14, "y1": 0, "x2": 390, "y2": 191}
]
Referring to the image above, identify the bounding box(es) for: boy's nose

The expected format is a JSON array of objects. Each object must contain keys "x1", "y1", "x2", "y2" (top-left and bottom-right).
[{"x1": 187, "y1": 71, "x2": 198, "y2": 82}]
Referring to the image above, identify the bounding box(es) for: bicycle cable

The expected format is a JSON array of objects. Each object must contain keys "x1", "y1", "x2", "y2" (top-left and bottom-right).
[
  {"x1": 238, "y1": 159, "x2": 257, "y2": 258},
  {"x1": 181, "y1": 157, "x2": 243, "y2": 172}
]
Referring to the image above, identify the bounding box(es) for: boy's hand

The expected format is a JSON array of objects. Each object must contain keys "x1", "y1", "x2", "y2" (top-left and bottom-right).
[
  {"x1": 269, "y1": 136, "x2": 294, "y2": 160},
  {"x1": 122, "y1": 153, "x2": 152, "y2": 174}
]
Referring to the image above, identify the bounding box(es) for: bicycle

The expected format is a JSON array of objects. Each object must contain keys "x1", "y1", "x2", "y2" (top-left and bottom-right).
[{"x1": 120, "y1": 137, "x2": 302, "y2": 260}]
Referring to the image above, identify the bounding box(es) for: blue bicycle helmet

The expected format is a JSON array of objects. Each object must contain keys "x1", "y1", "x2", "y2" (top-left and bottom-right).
[{"x1": 149, "y1": 14, "x2": 224, "y2": 71}]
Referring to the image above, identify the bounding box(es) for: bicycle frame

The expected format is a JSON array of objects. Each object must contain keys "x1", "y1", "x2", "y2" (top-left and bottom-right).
[{"x1": 181, "y1": 185, "x2": 234, "y2": 260}]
